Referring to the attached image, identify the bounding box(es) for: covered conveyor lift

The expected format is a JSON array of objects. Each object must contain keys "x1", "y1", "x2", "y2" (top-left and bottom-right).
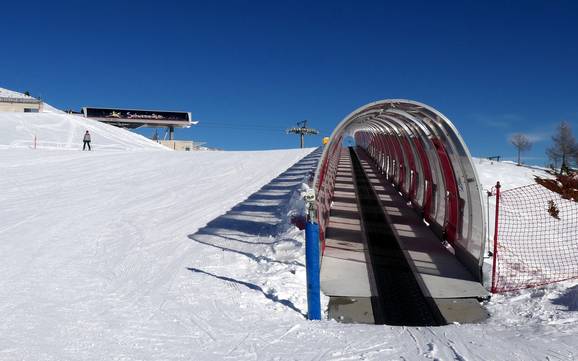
[{"x1": 314, "y1": 100, "x2": 490, "y2": 325}]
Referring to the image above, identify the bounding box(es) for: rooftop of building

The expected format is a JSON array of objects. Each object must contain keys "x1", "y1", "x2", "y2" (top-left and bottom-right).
[{"x1": 0, "y1": 87, "x2": 41, "y2": 103}]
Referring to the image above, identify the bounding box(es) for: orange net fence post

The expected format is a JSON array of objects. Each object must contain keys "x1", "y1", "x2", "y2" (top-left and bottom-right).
[{"x1": 491, "y1": 182, "x2": 578, "y2": 293}]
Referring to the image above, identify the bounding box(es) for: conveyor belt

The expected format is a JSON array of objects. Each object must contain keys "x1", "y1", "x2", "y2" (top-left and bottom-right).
[{"x1": 349, "y1": 147, "x2": 443, "y2": 326}]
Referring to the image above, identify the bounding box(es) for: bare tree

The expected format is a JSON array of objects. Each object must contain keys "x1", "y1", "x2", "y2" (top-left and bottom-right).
[
  {"x1": 546, "y1": 121, "x2": 578, "y2": 174},
  {"x1": 546, "y1": 147, "x2": 561, "y2": 171},
  {"x1": 510, "y1": 133, "x2": 532, "y2": 166}
]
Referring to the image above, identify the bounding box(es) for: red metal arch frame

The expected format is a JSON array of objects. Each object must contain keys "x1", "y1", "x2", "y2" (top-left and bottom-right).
[{"x1": 314, "y1": 100, "x2": 486, "y2": 281}]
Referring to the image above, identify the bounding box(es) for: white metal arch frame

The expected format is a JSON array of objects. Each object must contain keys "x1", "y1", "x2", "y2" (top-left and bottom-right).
[{"x1": 314, "y1": 99, "x2": 486, "y2": 281}]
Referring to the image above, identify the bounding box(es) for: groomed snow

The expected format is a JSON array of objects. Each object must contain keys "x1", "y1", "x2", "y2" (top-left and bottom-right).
[{"x1": 0, "y1": 138, "x2": 577, "y2": 359}]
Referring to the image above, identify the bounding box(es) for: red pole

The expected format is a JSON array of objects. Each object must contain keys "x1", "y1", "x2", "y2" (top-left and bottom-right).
[{"x1": 491, "y1": 181, "x2": 501, "y2": 293}]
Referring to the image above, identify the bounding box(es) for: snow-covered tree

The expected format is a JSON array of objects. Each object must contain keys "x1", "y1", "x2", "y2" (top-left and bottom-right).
[
  {"x1": 510, "y1": 133, "x2": 532, "y2": 166},
  {"x1": 546, "y1": 121, "x2": 578, "y2": 174}
]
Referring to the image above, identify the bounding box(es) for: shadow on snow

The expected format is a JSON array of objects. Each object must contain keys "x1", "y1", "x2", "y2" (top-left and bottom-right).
[
  {"x1": 552, "y1": 283, "x2": 578, "y2": 311},
  {"x1": 186, "y1": 148, "x2": 322, "y2": 315},
  {"x1": 187, "y1": 267, "x2": 306, "y2": 317}
]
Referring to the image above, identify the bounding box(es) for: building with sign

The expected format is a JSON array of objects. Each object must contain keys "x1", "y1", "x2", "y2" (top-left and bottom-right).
[{"x1": 82, "y1": 107, "x2": 195, "y2": 140}]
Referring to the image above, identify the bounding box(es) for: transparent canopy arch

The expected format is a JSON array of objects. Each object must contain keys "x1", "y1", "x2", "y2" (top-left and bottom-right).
[{"x1": 314, "y1": 99, "x2": 486, "y2": 280}]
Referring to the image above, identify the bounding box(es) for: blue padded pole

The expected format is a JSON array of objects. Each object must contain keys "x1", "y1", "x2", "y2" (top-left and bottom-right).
[{"x1": 305, "y1": 221, "x2": 321, "y2": 320}]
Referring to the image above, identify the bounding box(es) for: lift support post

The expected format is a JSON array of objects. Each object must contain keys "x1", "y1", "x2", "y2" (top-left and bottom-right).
[{"x1": 304, "y1": 189, "x2": 321, "y2": 320}]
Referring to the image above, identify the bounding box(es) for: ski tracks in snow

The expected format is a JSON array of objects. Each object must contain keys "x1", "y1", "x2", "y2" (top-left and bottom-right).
[
  {"x1": 405, "y1": 328, "x2": 470, "y2": 361},
  {"x1": 2, "y1": 148, "x2": 578, "y2": 360}
]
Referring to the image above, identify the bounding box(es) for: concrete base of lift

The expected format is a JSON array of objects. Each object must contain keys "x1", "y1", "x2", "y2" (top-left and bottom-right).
[
  {"x1": 328, "y1": 297, "x2": 376, "y2": 324},
  {"x1": 432, "y1": 298, "x2": 489, "y2": 324},
  {"x1": 327, "y1": 296, "x2": 489, "y2": 325}
]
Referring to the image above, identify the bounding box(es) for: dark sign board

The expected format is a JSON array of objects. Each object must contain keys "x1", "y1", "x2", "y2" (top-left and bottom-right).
[{"x1": 82, "y1": 107, "x2": 191, "y2": 127}]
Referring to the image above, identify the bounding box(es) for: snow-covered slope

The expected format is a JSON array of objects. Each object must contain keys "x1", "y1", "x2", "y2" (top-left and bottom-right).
[
  {"x1": 474, "y1": 157, "x2": 553, "y2": 192},
  {"x1": 41, "y1": 102, "x2": 66, "y2": 114},
  {"x1": 0, "y1": 147, "x2": 576, "y2": 360},
  {"x1": 0, "y1": 112, "x2": 166, "y2": 151},
  {"x1": 475, "y1": 157, "x2": 556, "y2": 269}
]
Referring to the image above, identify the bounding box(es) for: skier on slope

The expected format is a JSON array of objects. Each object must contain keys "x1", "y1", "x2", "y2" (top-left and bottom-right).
[{"x1": 83, "y1": 130, "x2": 91, "y2": 151}]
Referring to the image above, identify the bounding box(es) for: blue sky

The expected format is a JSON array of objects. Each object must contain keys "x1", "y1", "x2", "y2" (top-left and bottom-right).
[{"x1": 2, "y1": 0, "x2": 577, "y2": 164}]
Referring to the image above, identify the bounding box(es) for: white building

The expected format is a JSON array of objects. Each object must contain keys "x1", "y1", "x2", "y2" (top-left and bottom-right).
[{"x1": 0, "y1": 87, "x2": 43, "y2": 112}]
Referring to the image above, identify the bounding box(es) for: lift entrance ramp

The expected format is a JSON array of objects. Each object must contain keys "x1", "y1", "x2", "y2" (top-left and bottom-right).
[{"x1": 314, "y1": 100, "x2": 490, "y2": 325}]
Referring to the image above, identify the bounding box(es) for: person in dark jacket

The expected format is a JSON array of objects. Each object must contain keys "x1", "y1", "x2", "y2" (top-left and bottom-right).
[{"x1": 83, "y1": 130, "x2": 91, "y2": 151}]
